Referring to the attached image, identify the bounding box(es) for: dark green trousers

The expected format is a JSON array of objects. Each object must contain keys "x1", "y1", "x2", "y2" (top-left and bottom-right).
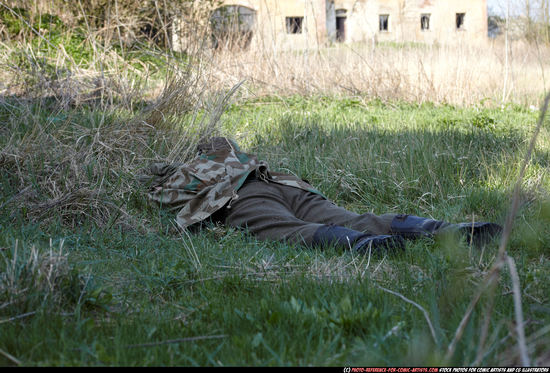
[{"x1": 223, "y1": 179, "x2": 396, "y2": 246}]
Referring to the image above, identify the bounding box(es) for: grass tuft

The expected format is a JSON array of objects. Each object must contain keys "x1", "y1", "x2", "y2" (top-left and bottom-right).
[{"x1": 0, "y1": 2, "x2": 549, "y2": 366}]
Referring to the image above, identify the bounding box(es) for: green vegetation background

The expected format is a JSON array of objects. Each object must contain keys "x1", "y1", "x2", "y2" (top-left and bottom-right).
[{"x1": 1, "y1": 7, "x2": 549, "y2": 367}]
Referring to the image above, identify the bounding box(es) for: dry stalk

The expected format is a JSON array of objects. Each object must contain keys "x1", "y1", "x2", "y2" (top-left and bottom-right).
[
  {"x1": 3, "y1": 1, "x2": 550, "y2": 106},
  {"x1": 444, "y1": 91, "x2": 550, "y2": 364},
  {"x1": 506, "y1": 255, "x2": 530, "y2": 366},
  {"x1": 445, "y1": 267, "x2": 501, "y2": 363},
  {"x1": 0, "y1": 347, "x2": 21, "y2": 366},
  {"x1": 375, "y1": 283, "x2": 439, "y2": 346},
  {"x1": 123, "y1": 334, "x2": 227, "y2": 349},
  {"x1": 473, "y1": 279, "x2": 498, "y2": 366},
  {"x1": 0, "y1": 310, "x2": 37, "y2": 324},
  {"x1": 165, "y1": 79, "x2": 245, "y2": 164},
  {"x1": 1, "y1": 239, "x2": 69, "y2": 312},
  {"x1": 209, "y1": 40, "x2": 550, "y2": 106}
]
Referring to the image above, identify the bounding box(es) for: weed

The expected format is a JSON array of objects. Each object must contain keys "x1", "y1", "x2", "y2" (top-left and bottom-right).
[{"x1": 0, "y1": 1, "x2": 549, "y2": 366}]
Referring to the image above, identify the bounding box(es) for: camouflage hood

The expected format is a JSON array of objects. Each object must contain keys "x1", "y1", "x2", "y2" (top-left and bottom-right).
[{"x1": 144, "y1": 137, "x2": 322, "y2": 229}]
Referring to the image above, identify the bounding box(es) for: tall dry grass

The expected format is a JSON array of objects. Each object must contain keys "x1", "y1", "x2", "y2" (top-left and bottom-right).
[
  {"x1": 2, "y1": 2, "x2": 550, "y2": 108},
  {"x1": 1, "y1": 5, "x2": 550, "y2": 366},
  {"x1": 1, "y1": 0, "x2": 549, "y2": 233},
  {"x1": 0, "y1": 2, "x2": 228, "y2": 231},
  {"x1": 210, "y1": 38, "x2": 550, "y2": 107},
  {"x1": 2, "y1": 1, "x2": 549, "y2": 232}
]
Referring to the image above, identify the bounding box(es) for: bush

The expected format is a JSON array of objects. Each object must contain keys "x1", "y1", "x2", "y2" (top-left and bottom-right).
[{"x1": 0, "y1": 239, "x2": 112, "y2": 318}]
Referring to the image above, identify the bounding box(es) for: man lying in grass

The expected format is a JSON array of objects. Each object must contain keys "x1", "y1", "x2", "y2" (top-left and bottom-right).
[{"x1": 141, "y1": 137, "x2": 502, "y2": 255}]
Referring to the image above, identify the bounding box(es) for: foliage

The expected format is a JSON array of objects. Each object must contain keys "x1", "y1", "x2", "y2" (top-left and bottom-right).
[
  {"x1": 1, "y1": 96, "x2": 549, "y2": 366},
  {"x1": 0, "y1": 3, "x2": 549, "y2": 366},
  {"x1": 0, "y1": 0, "x2": 220, "y2": 48}
]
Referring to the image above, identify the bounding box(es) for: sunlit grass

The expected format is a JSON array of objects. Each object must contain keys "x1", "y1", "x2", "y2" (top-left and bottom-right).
[
  {"x1": 0, "y1": 3, "x2": 549, "y2": 366},
  {"x1": 1, "y1": 96, "x2": 549, "y2": 366}
]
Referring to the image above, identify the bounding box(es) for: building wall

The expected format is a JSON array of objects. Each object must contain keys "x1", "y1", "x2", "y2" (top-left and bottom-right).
[
  {"x1": 218, "y1": 0, "x2": 327, "y2": 50},
  {"x1": 334, "y1": 0, "x2": 488, "y2": 45},
  {"x1": 172, "y1": 0, "x2": 487, "y2": 51}
]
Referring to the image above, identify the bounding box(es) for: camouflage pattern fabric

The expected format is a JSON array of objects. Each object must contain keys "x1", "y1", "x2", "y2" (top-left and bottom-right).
[{"x1": 145, "y1": 137, "x2": 322, "y2": 229}]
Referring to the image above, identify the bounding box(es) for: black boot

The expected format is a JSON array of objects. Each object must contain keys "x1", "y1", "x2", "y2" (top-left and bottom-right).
[
  {"x1": 312, "y1": 224, "x2": 405, "y2": 255},
  {"x1": 353, "y1": 234, "x2": 406, "y2": 255},
  {"x1": 390, "y1": 214, "x2": 502, "y2": 245}
]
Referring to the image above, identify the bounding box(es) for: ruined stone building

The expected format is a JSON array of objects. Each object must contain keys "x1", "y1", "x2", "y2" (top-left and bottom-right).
[{"x1": 173, "y1": 0, "x2": 488, "y2": 51}]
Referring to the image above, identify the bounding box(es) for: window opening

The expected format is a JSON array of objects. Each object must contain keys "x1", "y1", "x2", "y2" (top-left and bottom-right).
[
  {"x1": 456, "y1": 13, "x2": 465, "y2": 29},
  {"x1": 335, "y1": 9, "x2": 347, "y2": 42},
  {"x1": 211, "y1": 5, "x2": 256, "y2": 49},
  {"x1": 421, "y1": 13, "x2": 430, "y2": 30},
  {"x1": 286, "y1": 17, "x2": 304, "y2": 34},
  {"x1": 379, "y1": 14, "x2": 389, "y2": 32}
]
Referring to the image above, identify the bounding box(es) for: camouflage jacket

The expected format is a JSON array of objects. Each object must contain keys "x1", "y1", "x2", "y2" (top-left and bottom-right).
[{"x1": 145, "y1": 137, "x2": 322, "y2": 229}]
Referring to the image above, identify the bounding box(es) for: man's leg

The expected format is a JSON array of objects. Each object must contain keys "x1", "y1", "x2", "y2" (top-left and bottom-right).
[
  {"x1": 285, "y1": 186, "x2": 397, "y2": 235},
  {"x1": 224, "y1": 180, "x2": 326, "y2": 246},
  {"x1": 224, "y1": 180, "x2": 403, "y2": 253},
  {"x1": 389, "y1": 214, "x2": 502, "y2": 245},
  {"x1": 246, "y1": 183, "x2": 501, "y2": 247}
]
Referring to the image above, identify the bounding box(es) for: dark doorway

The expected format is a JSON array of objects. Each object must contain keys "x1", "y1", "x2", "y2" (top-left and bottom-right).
[
  {"x1": 420, "y1": 14, "x2": 430, "y2": 31},
  {"x1": 211, "y1": 5, "x2": 256, "y2": 49},
  {"x1": 336, "y1": 17, "x2": 346, "y2": 42},
  {"x1": 335, "y1": 9, "x2": 347, "y2": 42},
  {"x1": 379, "y1": 14, "x2": 389, "y2": 32},
  {"x1": 456, "y1": 13, "x2": 465, "y2": 30}
]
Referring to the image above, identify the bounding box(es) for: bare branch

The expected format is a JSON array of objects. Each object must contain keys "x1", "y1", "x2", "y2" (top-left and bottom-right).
[
  {"x1": 506, "y1": 255, "x2": 530, "y2": 366},
  {"x1": 124, "y1": 334, "x2": 227, "y2": 349},
  {"x1": 375, "y1": 284, "x2": 439, "y2": 346}
]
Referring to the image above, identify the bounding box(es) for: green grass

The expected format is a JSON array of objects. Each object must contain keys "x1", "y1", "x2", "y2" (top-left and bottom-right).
[{"x1": 1, "y1": 96, "x2": 549, "y2": 366}]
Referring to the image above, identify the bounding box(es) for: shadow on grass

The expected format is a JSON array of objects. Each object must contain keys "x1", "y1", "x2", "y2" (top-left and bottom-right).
[{"x1": 1, "y1": 97, "x2": 549, "y2": 366}]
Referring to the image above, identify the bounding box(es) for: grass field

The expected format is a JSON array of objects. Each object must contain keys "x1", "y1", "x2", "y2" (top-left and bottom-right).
[
  {"x1": 1, "y1": 95, "x2": 549, "y2": 366},
  {"x1": 1, "y1": 2, "x2": 550, "y2": 366}
]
